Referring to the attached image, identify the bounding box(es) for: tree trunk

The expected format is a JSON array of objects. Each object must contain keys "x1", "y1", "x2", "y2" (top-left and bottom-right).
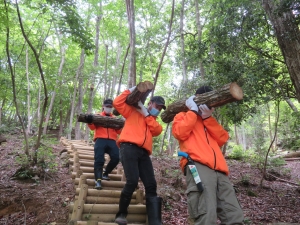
[
  {"x1": 94, "y1": 2, "x2": 102, "y2": 67},
  {"x1": 68, "y1": 49, "x2": 84, "y2": 139},
  {"x1": 77, "y1": 114, "x2": 124, "y2": 129},
  {"x1": 125, "y1": 0, "x2": 136, "y2": 87},
  {"x1": 159, "y1": 123, "x2": 170, "y2": 155},
  {"x1": 110, "y1": 42, "x2": 121, "y2": 98},
  {"x1": 195, "y1": 0, "x2": 206, "y2": 78},
  {"x1": 271, "y1": 78, "x2": 298, "y2": 112},
  {"x1": 180, "y1": 0, "x2": 187, "y2": 83},
  {"x1": 234, "y1": 124, "x2": 239, "y2": 145},
  {"x1": 161, "y1": 82, "x2": 244, "y2": 123},
  {"x1": 26, "y1": 45, "x2": 31, "y2": 136},
  {"x1": 104, "y1": 44, "x2": 109, "y2": 98},
  {"x1": 262, "y1": 0, "x2": 300, "y2": 102},
  {"x1": 74, "y1": 49, "x2": 85, "y2": 140},
  {"x1": 43, "y1": 46, "x2": 66, "y2": 135}
]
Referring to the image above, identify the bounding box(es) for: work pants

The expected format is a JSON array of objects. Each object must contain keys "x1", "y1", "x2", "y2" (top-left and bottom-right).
[
  {"x1": 119, "y1": 142, "x2": 157, "y2": 199},
  {"x1": 186, "y1": 162, "x2": 244, "y2": 225},
  {"x1": 94, "y1": 138, "x2": 119, "y2": 174}
]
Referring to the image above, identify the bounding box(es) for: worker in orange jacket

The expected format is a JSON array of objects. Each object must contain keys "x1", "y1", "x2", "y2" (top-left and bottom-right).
[
  {"x1": 113, "y1": 86, "x2": 166, "y2": 225},
  {"x1": 172, "y1": 86, "x2": 244, "y2": 225},
  {"x1": 85, "y1": 98, "x2": 121, "y2": 190}
]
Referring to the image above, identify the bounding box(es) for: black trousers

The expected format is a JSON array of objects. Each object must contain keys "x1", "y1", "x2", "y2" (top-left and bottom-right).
[
  {"x1": 119, "y1": 142, "x2": 157, "y2": 198},
  {"x1": 94, "y1": 138, "x2": 119, "y2": 174}
]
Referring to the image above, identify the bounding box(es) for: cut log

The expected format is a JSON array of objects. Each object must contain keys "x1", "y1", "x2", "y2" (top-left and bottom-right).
[
  {"x1": 126, "y1": 81, "x2": 154, "y2": 106},
  {"x1": 282, "y1": 151, "x2": 300, "y2": 158},
  {"x1": 112, "y1": 81, "x2": 154, "y2": 116},
  {"x1": 161, "y1": 82, "x2": 243, "y2": 123},
  {"x1": 77, "y1": 113, "x2": 124, "y2": 129}
]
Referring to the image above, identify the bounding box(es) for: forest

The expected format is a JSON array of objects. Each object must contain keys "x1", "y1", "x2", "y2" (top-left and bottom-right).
[{"x1": 0, "y1": 0, "x2": 300, "y2": 224}]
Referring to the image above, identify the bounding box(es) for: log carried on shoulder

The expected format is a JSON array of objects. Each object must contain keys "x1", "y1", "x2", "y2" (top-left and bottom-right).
[
  {"x1": 113, "y1": 80, "x2": 154, "y2": 116},
  {"x1": 161, "y1": 82, "x2": 243, "y2": 123},
  {"x1": 77, "y1": 114, "x2": 125, "y2": 129}
]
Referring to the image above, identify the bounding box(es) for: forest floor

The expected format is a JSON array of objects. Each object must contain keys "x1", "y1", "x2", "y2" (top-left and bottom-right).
[{"x1": 0, "y1": 131, "x2": 299, "y2": 225}]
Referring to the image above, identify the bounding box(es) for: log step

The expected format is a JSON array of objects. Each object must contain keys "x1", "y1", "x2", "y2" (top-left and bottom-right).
[
  {"x1": 81, "y1": 213, "x2": 146, "y2": 223},
  {"x1": 75, "y1": 189, "x2": 143, "y2": 199},
  {"x1": 72, "y1": 173, "x2": 122, "y2": 181},
  {"x1": 75, "y1": 196, "x2": 141, "y2": 204},
  {"x1": 74, "y1": 179, "x2": 125, "y2": 188},
  {"x1": 71, "y1": 166, "x2": 118, "y2": 174},
  {"x1": 74, "y1": 222, "x2": 145, "y2": 225},
  {"x1": 70, "y1": 204, "x2": 146, "y2": 214}
]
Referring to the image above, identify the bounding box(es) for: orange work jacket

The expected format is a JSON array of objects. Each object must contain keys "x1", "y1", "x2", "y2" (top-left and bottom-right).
[
  {"x1": 172, "y1": 111, "x2": 230, "y2": 175},
  {"x1": 88, "y1": 111, "x2": 121, "y2": 141},
  {"x1": 113, "y1": 90, "x2": 162, "y2": 155}
]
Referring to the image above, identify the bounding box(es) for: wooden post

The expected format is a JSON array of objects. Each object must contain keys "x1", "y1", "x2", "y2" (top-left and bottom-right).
[
  {"x1": 76, "y1": 170, "x2": 83, "y2": 179},
  {"x1": 71, "y1": 183, "x2": 88, "y2": 221},
  {"x1": 79, "y1": 175, "x2": 87, "y2": 187}
]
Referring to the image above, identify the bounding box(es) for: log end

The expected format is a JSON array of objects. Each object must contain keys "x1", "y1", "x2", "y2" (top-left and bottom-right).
[{"x1": 230, "y1": 82, "x2": 243, "y2": 100}]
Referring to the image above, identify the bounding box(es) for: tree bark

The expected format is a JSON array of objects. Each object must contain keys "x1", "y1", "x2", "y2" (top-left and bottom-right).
[
  {"x1": 161, "y1": 82, "x2": 243, "y2": 123},
  {"x1": 43, "y1": 46, "x2": 66, "y2": 135},
  {"x1": 262, "y1": 0, "x2": 300, "y2": 102},
  {"x1": 77, "y1": 114, "x2": 124, "y2": 129},
  {"x1": 68, "y1": 49, "x2": 84, "y2": 139},
  {"x1": 126, "y1": 81, "x2": 154, "y2": 105},
  {"x1": 195, "y1": 0, "x2": 206, "y2": 78},
  {"x1": 125, "y1": 0, "x2": 136, "y2": 87},
  {"x1": 26, "y1": 45, "x2": 31, "y2": 135},
  {"x1": 75, "y1": 49, "x2": 85, "y2": 140},
  {"x1": 180, "y1": 0, "x2": 187, "y2": 83}
]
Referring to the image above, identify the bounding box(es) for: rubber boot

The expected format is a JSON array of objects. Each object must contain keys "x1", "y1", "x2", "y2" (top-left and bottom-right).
[
  {"x1": 114, "y1": 192, "x2": 132, "y2": 225},
  {"x1": 94, "y1": 168, "x2": 103, "y2": 190},
  {"x1": 146, "y1": 196, "x2": 162, "y2": 225}
]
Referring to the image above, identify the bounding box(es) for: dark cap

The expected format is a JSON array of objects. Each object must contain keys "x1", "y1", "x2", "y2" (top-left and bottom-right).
[
  {"x1": 195, "y1": 86, "x2": 213, "y2": 95},
  {"x1": 103, "y1": 98, "x2": 113, "y2": 106},
  {"x1": 150, "y1": 96, "x2": 166, "y2": 110}
]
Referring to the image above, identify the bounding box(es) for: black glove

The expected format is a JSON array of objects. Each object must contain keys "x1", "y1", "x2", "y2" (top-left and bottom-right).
[{"x1": 85, "y1": 114, "x2": 93, "y2": 124}]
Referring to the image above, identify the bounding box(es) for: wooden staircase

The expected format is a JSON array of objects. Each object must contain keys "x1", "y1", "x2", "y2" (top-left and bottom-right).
[{"x1": 60, "y1": 137, "x2": 147, "y2": 225}]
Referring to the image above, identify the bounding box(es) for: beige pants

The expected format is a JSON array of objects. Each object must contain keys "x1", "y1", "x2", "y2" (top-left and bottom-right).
[{"x1": 185, "y1": 162, "x2": 244, "y2": 225}]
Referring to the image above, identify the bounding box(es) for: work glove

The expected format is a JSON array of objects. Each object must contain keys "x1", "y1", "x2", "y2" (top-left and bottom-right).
[
  {"x1": 136, "y1": 101, "x2": 149, "y2": 117},
  {"x1": 85, "y1": 114, "x2": 93, "y2": 124},
  {"x1": 185, "y1": 95, "x2": 198, "y2": 112},
  {"x1": 198, "y1": 104, "x2": 214, "y2": 119},
  {"x1": 128, "y1": 86, "x2": 136, "y2": 93}
]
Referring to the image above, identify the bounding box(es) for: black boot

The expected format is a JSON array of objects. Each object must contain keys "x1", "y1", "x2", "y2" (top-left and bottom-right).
[
  {"x1": 94, "y1": 168, "x2": 103, "y2": 190},
  {"x1": 115, "y1": 192, "x2": 132, "y2": 225},
  {"x1": 146, "y1": 196, "x2": 162, "y2": 225}
]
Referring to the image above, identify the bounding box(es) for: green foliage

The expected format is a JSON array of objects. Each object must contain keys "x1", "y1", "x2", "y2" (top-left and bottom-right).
[
  {"x1": 14, "y1": 136, "x2": 58, "y2": 179},
  {"x1": 46, "y1": 0, "x2": 95, "y2": 53},
  {"x1": 227, "y1": 144, "x2": 244, "y2": 160}
]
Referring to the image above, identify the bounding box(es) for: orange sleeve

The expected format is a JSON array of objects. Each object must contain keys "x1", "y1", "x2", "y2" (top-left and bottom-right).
[
  {"x1": 116, "y1": 128, "x2": 122, "y2": 134},
  {"x1": 88, "y1": 123, "x2": 96, "y2": 130},
  {"x1": 172, "y1": 111, "x2": 198, "y2": 141},
  {"x1": 113, "y1": 90, "x2": 134, "y2": 118},
  {"x1": 203, "y1": 117, "x2": 229, "y2": 146},
  {"x1": 145, "y1": 116, "x2": 162, "y2": 137}
]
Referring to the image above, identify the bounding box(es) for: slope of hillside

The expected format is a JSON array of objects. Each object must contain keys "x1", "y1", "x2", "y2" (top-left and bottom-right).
[{"x1": 0, "y1": 133, "x2": 299, "y2": 225}]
